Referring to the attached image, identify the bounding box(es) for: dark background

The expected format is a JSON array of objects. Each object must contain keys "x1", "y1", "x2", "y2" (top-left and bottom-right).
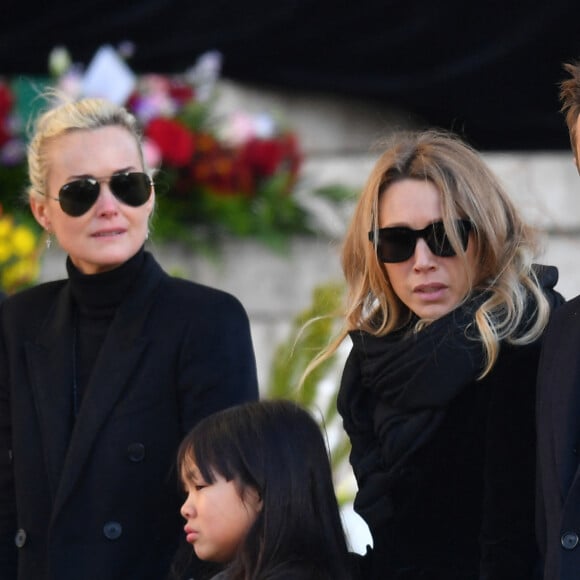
[{"x1": 2, "y1": 0, "x2": 580, "y2": 151}]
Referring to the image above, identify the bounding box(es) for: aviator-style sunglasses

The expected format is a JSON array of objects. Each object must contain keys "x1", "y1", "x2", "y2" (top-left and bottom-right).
[
  {"x1": 368, "y1": 219, "x2": 472, "y2": 263},
  {"x1": 47, "y1": 172, "x2": 153, "y2": 217}
]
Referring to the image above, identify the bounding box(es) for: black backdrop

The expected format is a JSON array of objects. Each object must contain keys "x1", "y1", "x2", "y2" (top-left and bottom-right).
[{"x1": 2, "y1": 0, "x2": 580, "y2": 151}]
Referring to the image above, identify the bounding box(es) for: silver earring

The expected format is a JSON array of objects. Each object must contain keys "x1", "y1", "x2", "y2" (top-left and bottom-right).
[{"x1": 45, "y1": 231, "x2": 52, "y2": 249}]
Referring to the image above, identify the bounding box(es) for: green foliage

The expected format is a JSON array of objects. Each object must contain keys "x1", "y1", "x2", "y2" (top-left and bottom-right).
[
  {"x1": 151, "y1": 168, "x2": 312, "y2": 253},
  {"x1": 179, "y1": 99, "x2": 214, "y2": 132},
  {"x1": 312, "y1": 183, "x2": 359, "y2": 203},
  {"x1": 266, "y1": 281, "x2": 352, "y2": 501},
  {"x1": 0, "y1": 165, "x2": 30, "y2": 213}
]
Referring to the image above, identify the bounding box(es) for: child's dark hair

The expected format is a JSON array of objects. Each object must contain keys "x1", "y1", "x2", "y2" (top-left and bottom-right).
[{"x1": 177, "y1": 399, "x2": 352, "y2": 580}]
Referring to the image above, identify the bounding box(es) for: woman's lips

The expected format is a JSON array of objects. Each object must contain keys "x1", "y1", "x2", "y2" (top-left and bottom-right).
[
  {"x1": 91, "y1": 228, "x2": 125, "y2": 237},
  {"x1": 413, "y1": 283, "x2": 447, "y2": 300}
]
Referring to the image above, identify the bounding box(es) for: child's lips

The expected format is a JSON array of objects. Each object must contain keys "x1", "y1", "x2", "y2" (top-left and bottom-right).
[{"x1": 184, "y1": 525, "x2": 199, "y2": 544}]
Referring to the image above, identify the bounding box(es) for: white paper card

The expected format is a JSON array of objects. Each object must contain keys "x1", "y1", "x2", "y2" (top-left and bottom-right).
[{"x1": 82, "y1": 45, "x2": 136, "y2": 105}]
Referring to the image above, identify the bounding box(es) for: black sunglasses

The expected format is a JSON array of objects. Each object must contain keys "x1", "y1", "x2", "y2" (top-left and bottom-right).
[
  {"x1": 48, "y1": 172, "x2": 152, "y2": 217},
  {"x1": 368, "y1": 219, "x2": 472, "y2": 263}
]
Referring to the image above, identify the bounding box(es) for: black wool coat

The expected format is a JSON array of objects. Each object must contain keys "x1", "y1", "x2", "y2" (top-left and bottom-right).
[
  {"x1": 537, "y1": 294, "x2": 580, "y2": 580},
  {"x1": 0, "y1": 252, "x2": 259, "y2": 580},
  {"x1": 340, "y1": 340, "x2": 544, "y2": 580},
  {"x1": 337, "y1": 265, "x2": 570, "y2": 580}
]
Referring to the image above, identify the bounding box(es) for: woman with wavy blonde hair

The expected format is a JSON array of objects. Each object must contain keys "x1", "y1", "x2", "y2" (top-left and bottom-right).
[{"x1": 313, "y1": 130, "x2": 563, "y2": 579}]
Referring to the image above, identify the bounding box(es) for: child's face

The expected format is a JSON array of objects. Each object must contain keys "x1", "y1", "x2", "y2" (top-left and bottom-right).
[{"x1": 180, "y1": 458, "x2": 262, "y2": 563}]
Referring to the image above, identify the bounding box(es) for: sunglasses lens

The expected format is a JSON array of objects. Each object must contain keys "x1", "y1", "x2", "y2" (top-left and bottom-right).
[
  {"x1": 375, "y1": 228, "x2": 416, "y2": 262},
  {"x1": 430, "y1": 220, "x2": 471, "y2": 256},
  {"x1": 371, "y1": 220, "x2": 471, "y2": 263},
  {"x1": 57, "y1": 173, "x2": 152, "y2": 217},
  {"x1": 109, "y1": 173, "x2": 152, "y2": 207},
  {"x1": 58, "y1": 180, "x2": 100, "y2": 217},
  {"x1": 426, "y1": 222, "x2": 455, "y2": 257}
]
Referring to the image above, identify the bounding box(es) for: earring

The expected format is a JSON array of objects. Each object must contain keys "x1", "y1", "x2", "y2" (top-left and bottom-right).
[{"x1": 45, "y1": 231, "x2": 52, "y2": 249}]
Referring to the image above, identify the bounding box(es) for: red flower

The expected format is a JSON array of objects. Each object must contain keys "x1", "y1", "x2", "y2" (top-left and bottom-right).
[
  {"x1": 0, "y1": 82, "x2": 12, "y2": 120},
  {"x1": 240, "y1": 137, "x2": 285, "y2": 177},
  {"x1": 191, "y1": 147, "x2": 254, "y2": 196},
  {"x1": 145, "y1": 118, "x2": 195, "y2": 167},
  {"x1": 196, "y1": 132, "x2": 220, "y2": 155},
  {"x1": 0, "y1": 82, "x2": 13, "y2": 148},
  {"x1": 168, "y1": 82, "x2": 195, "y2": 105},
  {"x1": 0, "y1": 123, "x2": 10, "y2": 148},
  {"x1": 239, "y1": 133, "x2": 302, "y2": 182}
]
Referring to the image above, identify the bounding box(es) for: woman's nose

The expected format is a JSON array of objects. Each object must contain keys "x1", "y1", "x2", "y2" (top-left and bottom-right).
[
  {"x1": 412, "y1": 238, "x2": 437, "y2": 270},
  {"x1": 94, "y1": 183, "x2": 120, "y2": 215}
]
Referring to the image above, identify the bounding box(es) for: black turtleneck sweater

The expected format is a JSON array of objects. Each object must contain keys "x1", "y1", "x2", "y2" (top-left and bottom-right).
[{"x1": 66, "y1": 247, "x2": 145, "y2": 419}]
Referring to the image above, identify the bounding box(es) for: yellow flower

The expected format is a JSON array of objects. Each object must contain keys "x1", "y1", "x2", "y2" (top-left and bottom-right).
[
  {"x1": 0, "y1": 213, "x2": 41, "y2": 294},
  {"x1": 12, "y1": 225, "x2": 37, "y2": 257},
  {"x1": 0, "y1": 216, "x2": 13, "y2": 239},
  {"x1": 0, "y1": 240, "x2": 11, "y2": 263},
  {"x1": 2, "y1": 258, "x2": 39, "y2": 292}
]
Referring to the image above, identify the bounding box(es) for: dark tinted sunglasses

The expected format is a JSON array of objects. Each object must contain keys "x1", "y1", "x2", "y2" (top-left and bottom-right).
[
  {"x1": 368, "y1": 219, "x2": 472, "y2": 263},
  {"x1": 50, "y1": 172, "x2": 152, "y2": 217}
]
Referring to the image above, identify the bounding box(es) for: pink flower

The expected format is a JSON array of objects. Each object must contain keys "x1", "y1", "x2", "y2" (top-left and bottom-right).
[{"x1": 142, "y1": 138, "x2": 162, "y2": 171}]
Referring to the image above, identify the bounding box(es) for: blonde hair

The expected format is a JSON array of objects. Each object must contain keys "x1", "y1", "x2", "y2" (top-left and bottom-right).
[
  {"x1": 26, "y1": 95, "x2": 146, "y2": 202},
  {"x1": 308, "y1": 129, "x2": 550, "y2": 379}
]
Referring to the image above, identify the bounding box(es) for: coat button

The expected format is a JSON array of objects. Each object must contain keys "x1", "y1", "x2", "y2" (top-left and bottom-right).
[
  {"x1": 14, "y1": 528, "x2": 27, "y2": 548},
  {"x1": 126, "y1": 442, "x2": 145, "y2": 462},
  {"x1": 103, "y1": 521, "x2": 123, "y2": 540},
  {"x1": 561, "y1": 532, "x2": 579, "y2": 550}
]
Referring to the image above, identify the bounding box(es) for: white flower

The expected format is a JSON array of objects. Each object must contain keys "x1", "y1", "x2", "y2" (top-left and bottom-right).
[
  {"x1": 253, "y1": 113, "x2": 276, "y2": 139},
  {"x1": 48, "y1": 46, "x2": 72, "y2": 77},
  {"x1": 186, "y1": 50, "x2": 223, "y2": 102}
]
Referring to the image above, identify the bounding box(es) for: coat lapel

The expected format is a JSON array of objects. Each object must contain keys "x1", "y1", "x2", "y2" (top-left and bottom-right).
[
  {"x1": 548, "y1": 319, "x2": 580, "y2": 498},
  {"x1": 52, "y1": 254, "x2": 166, "y2": 516},
  {"x1": 25, "y1": 284, "x2": 76, "y2": 500}
]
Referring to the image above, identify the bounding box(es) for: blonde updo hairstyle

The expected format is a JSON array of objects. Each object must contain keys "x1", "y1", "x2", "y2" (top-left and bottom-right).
[
  {"x1": 27, "y1": 96, "x2": 147, "y2": 203},
  {"x1": 308, "y1": 129, "x2": 550, "y2": 378}
]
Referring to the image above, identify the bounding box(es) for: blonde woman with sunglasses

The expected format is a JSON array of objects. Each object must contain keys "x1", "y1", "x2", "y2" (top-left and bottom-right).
[
  {"x1": 0, "y1": 97, "x2": 258, "y2": 580},
  {"x1": 307, "y1": 129, "x2": 564, "y2": 580}
]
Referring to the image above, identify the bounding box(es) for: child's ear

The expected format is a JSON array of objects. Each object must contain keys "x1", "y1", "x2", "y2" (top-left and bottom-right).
[{"x1": 249, "y1": 488, "x2": 263, "y2": 512}]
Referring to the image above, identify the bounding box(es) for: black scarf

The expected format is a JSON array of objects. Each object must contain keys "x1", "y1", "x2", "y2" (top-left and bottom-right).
[
  {"x1": 339, "y1": 264, "x2": 563, "y2": 528},
  {"x1": 341, "y1": 294, "x2": 487, "y2": 526}
]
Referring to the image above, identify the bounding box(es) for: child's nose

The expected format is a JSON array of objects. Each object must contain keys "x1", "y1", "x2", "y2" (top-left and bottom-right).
[{"x1": 180, "y1": 495, "x2": 196, "y2": 519}]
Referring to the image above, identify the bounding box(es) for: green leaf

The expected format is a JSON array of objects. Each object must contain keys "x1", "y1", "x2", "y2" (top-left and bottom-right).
[{"x1": 265, "y1": 282, "x2": 353, "y2": 503}]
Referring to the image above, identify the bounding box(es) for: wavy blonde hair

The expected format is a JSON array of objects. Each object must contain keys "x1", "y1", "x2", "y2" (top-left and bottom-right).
[
  {"x1": 26, "y1": 95, "x2": 146, "y2": 202},
  {"x1": 307, "y1": 129, "x2": 550, "y2": 379}
]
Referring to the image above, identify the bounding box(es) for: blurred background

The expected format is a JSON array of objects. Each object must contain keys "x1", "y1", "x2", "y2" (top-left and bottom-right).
[{"x1": 2, "y1": 0, "x2": 580, "y2": 552}]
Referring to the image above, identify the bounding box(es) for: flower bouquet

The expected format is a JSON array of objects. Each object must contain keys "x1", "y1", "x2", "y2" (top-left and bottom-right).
[
  {"x1": 0, "y1": 45, "x2": 353, "y2": 252},
  {"x1": 131, "y1": 70, "x2": 308, "y2": 249}
]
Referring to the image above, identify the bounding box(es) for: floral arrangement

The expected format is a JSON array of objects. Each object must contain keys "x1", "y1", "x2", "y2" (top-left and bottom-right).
[
  {"x1": 0, "y1": 85, "x2": 42, "y2": 294},
  {"x1": 0, "y1": 46, "x2": 349, "y2": 252},
  {"x1": 0, "y1": 204, "x2": 41, "y2": 294}
]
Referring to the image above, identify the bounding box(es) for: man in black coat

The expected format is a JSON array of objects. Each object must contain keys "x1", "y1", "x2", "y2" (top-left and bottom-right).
[{"x1": 536, "y1": 58, "x2": 580, "y2": 580}]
